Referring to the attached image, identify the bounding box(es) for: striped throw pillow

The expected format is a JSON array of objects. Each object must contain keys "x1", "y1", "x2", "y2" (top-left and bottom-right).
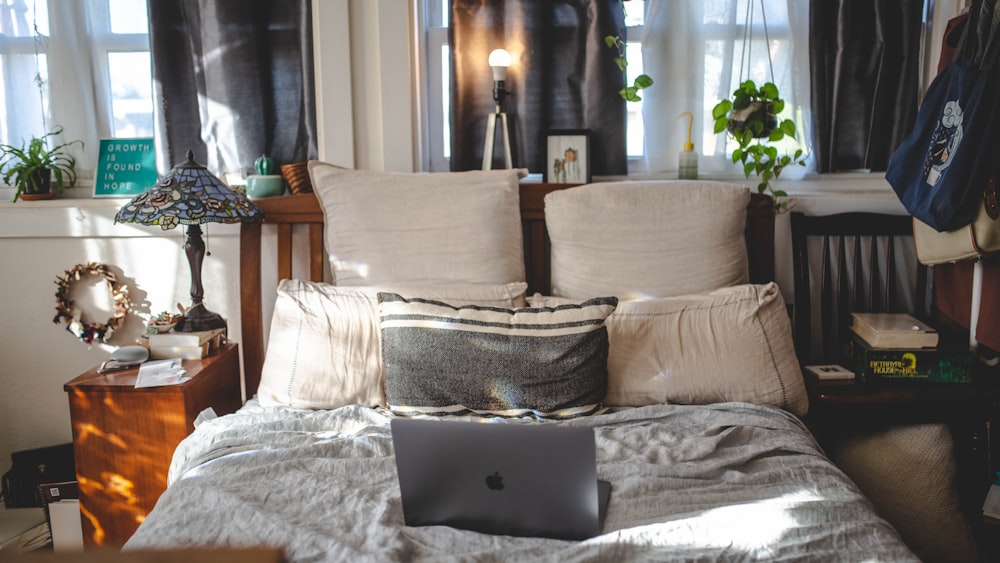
[{"x1": 378, "y1": 293, "x2": 617, "y2": 419}]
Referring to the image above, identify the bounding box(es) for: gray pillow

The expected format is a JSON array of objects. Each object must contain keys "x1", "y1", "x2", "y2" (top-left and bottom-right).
[{"x1": 378, "y1": 293, "x2": 617, "y2": 418}]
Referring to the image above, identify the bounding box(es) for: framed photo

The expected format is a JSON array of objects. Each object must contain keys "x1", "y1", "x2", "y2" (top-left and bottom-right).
[
  {"x1": 543, "y1": 129, "x2": 591, "y2": 184},
  {"x1": 93, "y1": 138, "x2": 157, "y2": 198}
]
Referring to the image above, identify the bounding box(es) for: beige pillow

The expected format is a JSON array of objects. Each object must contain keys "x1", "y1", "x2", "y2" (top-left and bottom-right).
[
  {"x1": 257, "y1": 280, "x2": 528, "y2": 409},
  {"x1": 529, "y1": 283, "x2": 808, "y2": 415},
  {"x1": 308, "y1": 161, "x2": 526, "y2": 286},
  {"x1": 544, "y1": 180, "x2": 750, "y2": 299}
]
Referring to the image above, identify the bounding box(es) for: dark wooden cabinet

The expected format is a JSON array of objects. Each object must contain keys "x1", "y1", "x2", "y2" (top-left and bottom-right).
[{"x1": 64, "y1": 343, "x2": 241, "y2": 548}]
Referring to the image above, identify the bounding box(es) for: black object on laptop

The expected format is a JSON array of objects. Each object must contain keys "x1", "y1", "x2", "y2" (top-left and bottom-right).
[{"x1": 391, "y1": 418, "x2": 611, "y2": 541}]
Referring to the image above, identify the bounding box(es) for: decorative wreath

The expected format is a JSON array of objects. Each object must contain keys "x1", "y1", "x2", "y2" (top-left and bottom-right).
[{"x1": 53, "y1": 262, "x2": 131, "y2": 344}]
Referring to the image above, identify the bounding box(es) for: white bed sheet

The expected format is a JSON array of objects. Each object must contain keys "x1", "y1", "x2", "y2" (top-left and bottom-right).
[{"x1": 125, "y1": 401, "x2": 917, "y2": 562}]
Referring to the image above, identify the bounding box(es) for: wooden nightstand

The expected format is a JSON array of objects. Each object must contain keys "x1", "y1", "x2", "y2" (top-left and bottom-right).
[{"x1": 63, "y1": 343, "x2": 242, "y2": 548}]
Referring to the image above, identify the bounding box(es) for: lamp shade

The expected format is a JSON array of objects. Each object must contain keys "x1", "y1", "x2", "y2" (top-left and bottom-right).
[{"x1": 115, "y1": 150, "x2": 263, "y2": 229}]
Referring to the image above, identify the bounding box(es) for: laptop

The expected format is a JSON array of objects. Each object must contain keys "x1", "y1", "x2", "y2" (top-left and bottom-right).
[{"x1": 391, "y1": 418, "x2": 611, "y2": 541}]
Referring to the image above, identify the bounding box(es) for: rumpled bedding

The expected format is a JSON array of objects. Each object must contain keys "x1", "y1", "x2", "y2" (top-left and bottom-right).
[{"x1": 124, "y1": 401, "x2": 917, "y2": 562}]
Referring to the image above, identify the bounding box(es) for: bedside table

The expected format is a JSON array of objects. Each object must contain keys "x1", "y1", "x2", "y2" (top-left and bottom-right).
[{"x1": 64, "y1": 343, "x2": 242, "y2": 548}]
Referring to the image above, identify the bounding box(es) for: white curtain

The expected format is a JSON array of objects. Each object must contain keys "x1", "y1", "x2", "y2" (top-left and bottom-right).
[
  {"x1": 0, "y1": 0, "x2": 109, "y2": 174},
  {"x1": 640, "y1": 0, "x2": 812, "y2": 177}
]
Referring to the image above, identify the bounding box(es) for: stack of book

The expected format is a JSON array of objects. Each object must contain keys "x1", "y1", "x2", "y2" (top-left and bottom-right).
[
  {"x1": 147, "y1": 327, "x2": 226, "y2": 360},
  {"x1": 848, "y1": 312, "x2": 971, "y2": 384}
]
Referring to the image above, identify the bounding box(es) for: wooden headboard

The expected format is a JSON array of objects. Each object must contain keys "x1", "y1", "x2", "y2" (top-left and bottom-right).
[{"x1": 239, "y1": 184, "x2": 775, "y2": 399}]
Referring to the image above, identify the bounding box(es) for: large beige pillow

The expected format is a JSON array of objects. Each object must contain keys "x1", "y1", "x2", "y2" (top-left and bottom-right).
[
  {"x1": 544, "y1": 180, "x2": 750, "y2": 299},
  {"x1": 309, "y1": 162, "x2": 526, "y2": 286},
  {"x1": 257, "y1": 279, "x2": 528, "y2": 409},
  {"x1": 529, "y1": 283, "x2": 808, "y2": 415}
]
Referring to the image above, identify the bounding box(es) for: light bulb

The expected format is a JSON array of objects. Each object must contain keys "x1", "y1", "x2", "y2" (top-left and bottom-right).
[{"x1": 488, "y1": 49, "x2": 511, "y2": 81}]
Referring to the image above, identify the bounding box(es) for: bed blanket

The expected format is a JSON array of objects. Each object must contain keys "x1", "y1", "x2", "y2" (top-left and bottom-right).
[{"x1": 124, "y1": 401, "x2": 916, "y2": 562}]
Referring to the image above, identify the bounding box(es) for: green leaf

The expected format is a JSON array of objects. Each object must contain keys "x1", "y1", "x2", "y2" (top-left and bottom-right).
[
  {"x1": 765, "y1": 146, "x2": 778, "y2": 160},
  {"x1": 623, "y1": 86, "x2": 641, "y2": 102},
  {"x1": 604, "y1": 35, "x2": 618, "y2": 48},
  {"x1": 712, "y1": 100, "x2": 732, "y2": 120},
  {"x1": 613, "y1": 57, "x2": 626, "y2": 72},
  {"x1": 779, "y1": 155, "x2": 791, "y2": 166},
  {"x1": 757, "y1": 182, "x2": 768, "y2": 194},
  {"x1": 714, "y1": 117, "x2": 729, "y2": 134},
  {"x1": 761, "y1": 82, "x2": 779, "y2": 99},
  {"x1": 732, "y1": 148, "x2": 743, "y2": 163},
  {"x1": 771, "y1": 99, "x2": 785, "y2": 114},
  {"x1": 768, "y1": 129, "x2": 784, "y2": 142},
  {"x1": 749, "y1": 121, "x2": 763, "y2": 136},
  {"x1": 762, "y1": 169, "x2": 774, "y2": 182},
  {"x1": 634, "y1": 74, "x2": 654, "y2": 88},
  {"x1": 744, "y1": 162, "x2": 756, "y2": 177},
  {"x1": 773, "y1": 189, "x2": 788, "y2": 198},
  {"x1": 780, "y1": 119, "x2": 796, "y2": 136},
  {"x1": 733, "y1": 92, "x2": 751, "y2": 111},
  {"x1": 794, "y1": 148, "x2": 804, "y2": 159}
]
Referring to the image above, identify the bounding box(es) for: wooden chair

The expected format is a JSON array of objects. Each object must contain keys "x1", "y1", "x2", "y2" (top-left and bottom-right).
[
  {"x1": 790, "y1": 211, "x2": 997, "y2": 553},
  {"x1": 789, "y1": 211, "x2": 928, "y2": 364}
]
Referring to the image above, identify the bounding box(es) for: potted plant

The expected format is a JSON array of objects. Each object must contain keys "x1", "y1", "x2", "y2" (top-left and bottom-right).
[
  {"x1": 0, "y1": 126, "x2": 83, "y2": 202},
  {"x1": 711, "y1": 80, "x2": 805, "y2": 212}
]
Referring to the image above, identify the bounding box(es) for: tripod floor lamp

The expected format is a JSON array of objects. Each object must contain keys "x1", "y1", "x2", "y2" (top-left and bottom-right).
[{"x1": 482, "y1": 48, "x2": 513, "y2": 170}]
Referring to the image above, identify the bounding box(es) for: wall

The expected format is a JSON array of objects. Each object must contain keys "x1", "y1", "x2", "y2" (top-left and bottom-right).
[{"x1": 0, "y1": 0, "x2": 916, "y2": 467}]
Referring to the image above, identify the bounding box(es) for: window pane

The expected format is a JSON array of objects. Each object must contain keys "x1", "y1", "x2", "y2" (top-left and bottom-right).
[
  {"x1": 625, "y1": 40, "x2": 644, "y2": 158},
  {"x1": 107, "y1": 51, "x2": 153, "y2": 137},
  {"x1": 108, "y1": 0, "x2": 148, "y2": 34},
  {"x1": 441, "y1": 44, "x2": 450, "y2": 159},
  {"x1": 624, "y1": 0, "x2": 645, "y2": 26},
  {"x1": 0, "y1": 0, "x2": 49, "y2": 37}
]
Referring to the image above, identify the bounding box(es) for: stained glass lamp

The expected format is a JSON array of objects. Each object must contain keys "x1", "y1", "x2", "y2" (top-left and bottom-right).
[{"x1": 115, "y1": 150, "x2": 264, "y2": 332}]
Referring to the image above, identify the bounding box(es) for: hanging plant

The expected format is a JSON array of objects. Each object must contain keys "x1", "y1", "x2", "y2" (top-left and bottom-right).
[
  {"x1": 709, "y1": 0, "x2": 805, "y2": 213},
  {"x1": 712, "y1": 80, "x2": 805, "y2": 213}
]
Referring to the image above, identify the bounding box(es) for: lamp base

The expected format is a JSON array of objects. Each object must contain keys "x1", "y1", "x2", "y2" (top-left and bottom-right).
[{"x1": 174, "y1": 303, "x2": 227, "y2": 333}]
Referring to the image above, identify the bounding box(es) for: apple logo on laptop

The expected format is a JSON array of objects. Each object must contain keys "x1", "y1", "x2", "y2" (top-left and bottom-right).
[{"x1": 485, "y1": 471, "x2": 504, "y2": 491}]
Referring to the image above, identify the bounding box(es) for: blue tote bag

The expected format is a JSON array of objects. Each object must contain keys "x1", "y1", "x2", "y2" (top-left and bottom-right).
[{"x1": 886, "y1": 60, "x2": 1000, "y2": 232}]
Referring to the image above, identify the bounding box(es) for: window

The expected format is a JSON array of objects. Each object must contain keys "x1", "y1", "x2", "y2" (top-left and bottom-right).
[
  {"x1": 0, "y1": 0, "x2": 152, "y2": 175},
  {"x1": 418, "y1": 0, "x2": 808, "y2": 177},
  {"x1": 421, "y1": 0, "x2": 450, "y2": 171}
]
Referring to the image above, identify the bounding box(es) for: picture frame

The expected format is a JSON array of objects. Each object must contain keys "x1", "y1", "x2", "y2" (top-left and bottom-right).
[{"x1": 543, "y1": 129, "x2": 591, "y2": 184}]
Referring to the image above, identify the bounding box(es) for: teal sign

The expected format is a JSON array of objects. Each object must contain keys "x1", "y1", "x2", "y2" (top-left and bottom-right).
[{"x1": 94, "y1": 138, "x2": 157, "y2": 197}]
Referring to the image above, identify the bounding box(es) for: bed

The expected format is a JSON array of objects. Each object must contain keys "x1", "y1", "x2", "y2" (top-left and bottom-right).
[{"x1": 124, "y1": 165, "x2": 917, "y2": 561}]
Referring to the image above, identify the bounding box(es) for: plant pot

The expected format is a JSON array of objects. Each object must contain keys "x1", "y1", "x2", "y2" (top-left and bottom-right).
[
  {"x1": 728, "y1": 102, "x2": 778, "y2": 138},
  {"x1": 19, "y1": 168, "x2": 55, "y2": 200}
]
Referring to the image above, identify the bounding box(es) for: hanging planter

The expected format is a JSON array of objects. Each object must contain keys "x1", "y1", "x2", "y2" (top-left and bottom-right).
[{"x1": 709, "y1": 1, "x2": 805, "y2": 213}]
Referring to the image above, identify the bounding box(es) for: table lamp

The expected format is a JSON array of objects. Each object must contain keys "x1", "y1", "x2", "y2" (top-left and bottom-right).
[
  {"x1": 115, "y1": 150, "x2": 264, "y2": 332},
  {"x1": 482, "y1": 48, "x2": 513, "y2": 170}
]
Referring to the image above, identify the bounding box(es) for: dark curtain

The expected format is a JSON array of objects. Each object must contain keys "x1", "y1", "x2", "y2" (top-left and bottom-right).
[
  {"x1": 809, "y1": 0, "x2": 925, "y2": 172},
  {"x1": 449, "y1": 0, "x2": 627, "y2": 175},
  {"x1": 147, "y1": 0, "x2": 316, "y2": 176}
]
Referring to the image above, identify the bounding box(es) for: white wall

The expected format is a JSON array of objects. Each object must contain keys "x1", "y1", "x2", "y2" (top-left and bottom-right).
[{"x1": 0, "y1": 0, "x2": 916, "y2": 467}]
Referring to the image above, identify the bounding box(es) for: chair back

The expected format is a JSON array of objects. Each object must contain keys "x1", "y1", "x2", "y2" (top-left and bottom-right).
[{"x1": 790, "y1": 212, "x2": 928, "y2": 364}]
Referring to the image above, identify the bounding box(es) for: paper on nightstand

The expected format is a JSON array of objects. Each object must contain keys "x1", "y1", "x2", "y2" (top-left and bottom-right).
[{"x1": 134, "y1": 358, "x2": 189, "y2": 388}]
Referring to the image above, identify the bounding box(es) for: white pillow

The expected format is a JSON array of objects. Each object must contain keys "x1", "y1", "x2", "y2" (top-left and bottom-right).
[
  {"x1": 529, "y1": 283, "x2": 808, "y2": 416},
  {"x1": 544, "y1": 180, "x2": 751, "y2": 299},
  {"x1": 257, "y1": 280, "x2": 528, "y2": 409},
  {"x1": 308, "y1": 161, "x2": 527, "y2": 286}
]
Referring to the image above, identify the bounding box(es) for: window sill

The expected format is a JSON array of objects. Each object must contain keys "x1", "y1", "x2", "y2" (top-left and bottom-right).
[{"x1": 0, "y1": 187, "x2": 240, "y2": 238}]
